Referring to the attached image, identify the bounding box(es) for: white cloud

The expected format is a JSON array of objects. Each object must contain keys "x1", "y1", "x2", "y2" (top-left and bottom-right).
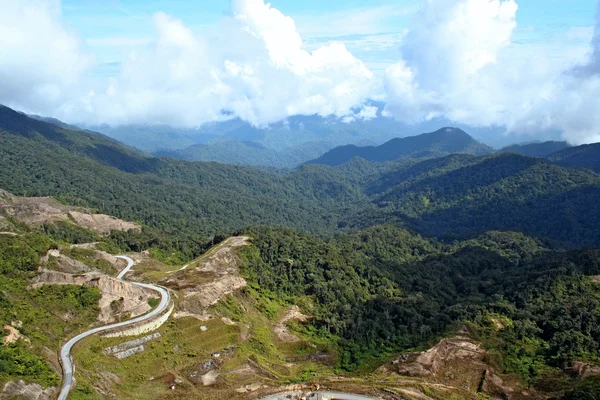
[
  {"x1": 86, "y1": 37, "x2": 152, "y2": 47},
  {"x1": 0, "y1": 0, "x2": 375, "y2": 127},
  {"x1": 384, "y1": 0, "x2": 519, "y2": 125},
  {"x1": 3, "y1": 0, "x2": 600, "y2": 145},
  {"x1": 507, "y1": 3, "x2": 600, "y2": 144},
  {"x1": 0, "y1": 0, "x2": 91, "y2": 113},
  {"x1": 383, "y1": 0, "x2": 600, "y2": 144}
]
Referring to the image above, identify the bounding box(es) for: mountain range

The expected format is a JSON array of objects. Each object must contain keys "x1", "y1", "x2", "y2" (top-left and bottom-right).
[
  {"x1": 3, "y1": 103, "x2": 600, "y2": 399},
  {"x1": 86, "y1": 102, "x2": 564, "y2": 168},
  {"x1": 2, "y1": 104, "x2": 600, "y2": 246}
]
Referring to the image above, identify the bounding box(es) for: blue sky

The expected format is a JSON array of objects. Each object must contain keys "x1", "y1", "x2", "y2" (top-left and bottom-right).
[
  {"x1": 62, "y1": 0, "x2": 597, "y2": 77},
  {"x1": 2, "y1": 0, "x2": 600, "y2": 144}
]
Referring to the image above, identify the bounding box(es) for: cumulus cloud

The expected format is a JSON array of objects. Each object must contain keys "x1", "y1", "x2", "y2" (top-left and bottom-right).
[
  {"x1": 383, "y1": 0, "x2": 600, "y2": 144},
  {"x1": 384, "y1": 0, "x2": 519, "y2": 124},
  {"x1": 3, "y1": 0, "x2": 600, "y2": 144},
  {"x1": 512, "y1": 3, "x2": 600, "y2": 144},
  {"x1": 0, "y1": 0, "x2": 90, "y2": 113},
  {"x1": 16, "y1": 0, "x2": 374, "y2": 127}
]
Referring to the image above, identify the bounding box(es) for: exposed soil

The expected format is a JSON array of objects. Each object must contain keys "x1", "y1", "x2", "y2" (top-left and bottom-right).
[
  {"x1": 0, "y1": 380, "x2": 55, "y2": 400},
  {"x1": 2, "y1": 324, "x2": 29, "y2": 346},
  {"x1": 42, "y1": 250, "x2": 95, "y2": 274},
  {"x1": 386, "y1": 336, "x2": 539, "y2": 400},
  {"x1": 69, "y1": 211, "x2": 140, "y2": 235},
  {"x1": 0, "y1": 189, "x2": 140, "y2": 234},
  {"x1": 273, "y1": 306, "x2": 311, "y2": 342},
  {"x1": 161, "y1": 237, "x2": 250, "y2": 316}
]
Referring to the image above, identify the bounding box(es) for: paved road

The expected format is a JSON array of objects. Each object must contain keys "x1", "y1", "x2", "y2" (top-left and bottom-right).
[
  {"x1": 260, "y1": 391, "x2": 376, "y2": 400},
  {"x1": 58, "y1": 256, "x2": 170, "y2": 400}
]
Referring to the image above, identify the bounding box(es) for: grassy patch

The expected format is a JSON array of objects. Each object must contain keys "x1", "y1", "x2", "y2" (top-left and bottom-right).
[{"x1": 71, "y1": 317, "x2": 238, "y2": 399}]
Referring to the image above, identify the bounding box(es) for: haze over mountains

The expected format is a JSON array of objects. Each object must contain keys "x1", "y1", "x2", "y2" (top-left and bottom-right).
[{"x1": 79, "y1": 101, "x2": 562, "y2": 168}]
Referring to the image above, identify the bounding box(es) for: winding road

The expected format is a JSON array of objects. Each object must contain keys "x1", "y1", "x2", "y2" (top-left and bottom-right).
[
  {"x1": 58, "y1": 255, "x2": 170, "y2": 400},
  {"x1": 260, "y1": 391, "x2": 375, "y2": 400}
]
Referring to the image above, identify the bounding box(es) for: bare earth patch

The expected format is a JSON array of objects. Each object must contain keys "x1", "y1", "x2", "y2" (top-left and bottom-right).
[
  {"x1": 0, "y1": 189, "x2": 140, "y2": 234},
  {"x1": 161, "y1": 237, "x2": 250, "y2": 317},
  {"x1": 2, "y1": 324, "x2": 30, "y2": 346},
  {"x1": 273, "y1": 306, "x2": 311, "y2": 342},
  {"x1": 387, "y1": 336, "x2": 538, "y2": 400}
]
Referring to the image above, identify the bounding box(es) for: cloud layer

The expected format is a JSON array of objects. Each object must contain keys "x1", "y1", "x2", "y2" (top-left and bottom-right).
[
  {"x1": 0, "y1": 0, "x2": 90, "y2": 113},
  {"x1": 1, "y1": 0, "x2": 375, "y2": 127},
  {"x1": 383, "y1": 0, "x2": 600, "y2": 144},
  {"x1": 1, "y1": 0, "x2": 600, "y2": 144}
]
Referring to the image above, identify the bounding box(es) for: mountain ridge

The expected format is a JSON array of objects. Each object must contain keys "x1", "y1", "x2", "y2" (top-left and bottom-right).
[{"x1": 305, "y1": 127, "x2": 494, "y2": 166}]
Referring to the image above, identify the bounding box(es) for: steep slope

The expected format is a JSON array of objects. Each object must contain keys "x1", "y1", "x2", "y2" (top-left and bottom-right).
[
  {"x1": 0, "y1": 105, "x2": 152, "y2": 174},
  {"x1": 500, "y1": 140, "x2": 570, "y2": 157},
  {"x1": 546, "y1": 142, "x2": 600, "y2": 172},
  {"x1": 306, "y1": 127, "x2": 493, "y2": 166}
]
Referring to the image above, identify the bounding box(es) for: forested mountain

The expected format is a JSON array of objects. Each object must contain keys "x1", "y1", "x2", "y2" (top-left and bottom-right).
[
  {"x1": 546, "y1": 142, "x2": 600, "y2": 172},
  {"x1": 239, "y1": 225, "x2": 600, "y2": 397},
  {"x1": 306, "y1": 127, "x2": 494, "y2": 166},
  {"x1": 500, "y1": 141, "x2": 570, "y2": 157},
  {"x1": 92, "y1": 106, "x2": 409, "y2": 155},
  {"x1": 360, "y1": 153, "x2": 600, "y2": 245},
  {"x1": 2, "y1": 104, "x2": 600, "y2": 253},
  {"x1": 3, "y1": 103, "x2": 600, "y2": 398},
  {"x1": 155, "y1": 137, "x2": 337, "y2": 168}
]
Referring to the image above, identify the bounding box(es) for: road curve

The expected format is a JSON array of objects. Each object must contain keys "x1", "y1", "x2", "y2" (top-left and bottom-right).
[
  {"x1": 260, "y1": 391, "x2": 375, "y2": 400},
  {"x1": 58, "y1": 255, "x2": 170, "y2": 400}
]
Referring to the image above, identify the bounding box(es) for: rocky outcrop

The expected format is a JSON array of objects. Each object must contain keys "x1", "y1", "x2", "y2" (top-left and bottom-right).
[
  {"x1": 391, "y1": 337, "x2": 537, "y2": 400},
  {"x1": 0, "y1": 380, "x2": 55, "y2": 400},
  {"x1": 397, "y1": 338, "x2": 484, "y2": 378},
  {"x1": 564, "y1": 361, "x2": 600, "y2": 378},
  {"x1": 30, "y1": 270, "x2": 153, "y2": 323}
]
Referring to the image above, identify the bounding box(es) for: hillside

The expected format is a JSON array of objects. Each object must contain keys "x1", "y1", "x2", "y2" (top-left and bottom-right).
[
  {"x1": 546, "y1": 142, "x2": 600, "y2": 172},
  {"x1": 306, "y1": 127, "x2": 494, "y2": 166},
  {"x1": 2, "y1": 104, "x2": 600, "y2": 252},
  {"x1": 0, "y1": 105, "x2": 366, "y2": 248},
  {"x1": 363, "y1": 153, "x2": 600, "y2": 245},
  {"x1": 2, "y1": 105, "x2": 600, "y2": 399},
  {"x1": 500, "y1": 141, "x2": 570, "y2": 157},
  {"x1": 3, "y1": 202, "x2": 600, "y2": 399}
]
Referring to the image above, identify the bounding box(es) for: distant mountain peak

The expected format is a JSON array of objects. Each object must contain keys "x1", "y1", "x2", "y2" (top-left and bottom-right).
[{"x1": 306, "y1": 128, "x2": 493, "y2": 166}]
